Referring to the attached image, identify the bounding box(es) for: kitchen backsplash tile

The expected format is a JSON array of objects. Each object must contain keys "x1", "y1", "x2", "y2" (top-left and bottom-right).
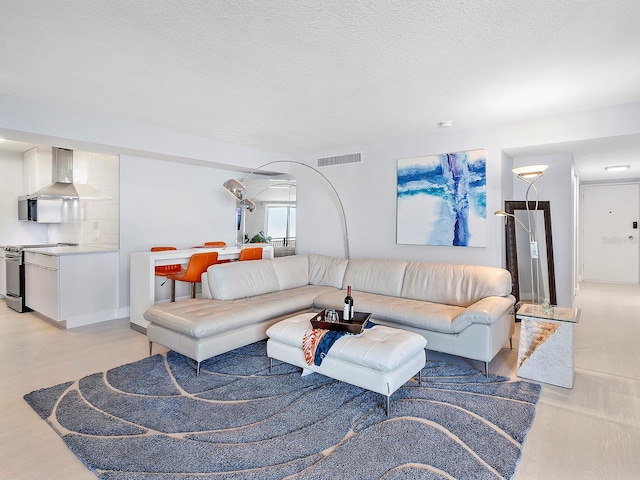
[{"x1": 48, "y1": 151, "x2": 119, "y2": 249}]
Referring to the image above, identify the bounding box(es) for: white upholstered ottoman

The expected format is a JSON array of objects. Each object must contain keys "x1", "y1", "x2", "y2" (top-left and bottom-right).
[{"x1": 266, "y1": 312, "x2": 427, "y2": 416}]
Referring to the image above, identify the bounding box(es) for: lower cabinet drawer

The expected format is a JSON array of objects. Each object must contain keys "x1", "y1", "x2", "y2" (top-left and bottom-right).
[
  {"x1": 24, "y1": 251, "x2": 58, "y2": 270},
  {"x1": 25, "y1": 262, "x2": 59, "y2": 321}
]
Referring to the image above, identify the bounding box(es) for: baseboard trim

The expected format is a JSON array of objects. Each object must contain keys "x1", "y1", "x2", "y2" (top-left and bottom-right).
[{"x1": 130, "y1": 322, "x2": 147, "y2": 335}]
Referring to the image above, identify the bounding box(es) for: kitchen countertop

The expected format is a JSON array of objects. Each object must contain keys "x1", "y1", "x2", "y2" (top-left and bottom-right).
[{"x1": 23, "y1": 246, "x2": 119, "y2": 256}]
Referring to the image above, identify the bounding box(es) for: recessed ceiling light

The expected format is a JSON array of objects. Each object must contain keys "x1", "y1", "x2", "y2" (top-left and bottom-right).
[
  {"x1": 438, "y1": 121, "x2": 453, "y2": 128},
  {"x1": 604, "y1": 165, "x2": 630, "y2": 172}
]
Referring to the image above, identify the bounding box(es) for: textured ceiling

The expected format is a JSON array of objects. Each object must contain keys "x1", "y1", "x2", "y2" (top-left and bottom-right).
[{"x1": 1, "y1": 1, "x2": 640, "y2": 178}]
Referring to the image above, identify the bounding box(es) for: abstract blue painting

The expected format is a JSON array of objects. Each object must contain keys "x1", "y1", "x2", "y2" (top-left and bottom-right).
[{"x1": 397, "y1": 149, "x2": 486, "y2": 247}]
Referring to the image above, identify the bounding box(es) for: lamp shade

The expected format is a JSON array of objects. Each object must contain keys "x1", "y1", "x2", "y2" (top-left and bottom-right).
[
  {"x1": 243, "y1": 198, "x2": 256, "y2": 213},
  {"x1": 223, "y1": 178, "x2": 246, "y2": 201},
  {"x1": 494, "y1": 209, "x2": 534, "y2": 240},
  {"x1": 512, "y1": 164, "x2": 548, "y2": 179}
]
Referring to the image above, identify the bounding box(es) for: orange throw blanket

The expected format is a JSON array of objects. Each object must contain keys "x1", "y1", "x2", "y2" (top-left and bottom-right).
[{"x1": 302, "y1": 328, "x2": 329, "y2": 366}]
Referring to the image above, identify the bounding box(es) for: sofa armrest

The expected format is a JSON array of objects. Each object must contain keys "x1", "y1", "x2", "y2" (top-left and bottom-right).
[
  {"x1": 201, "y1": 271, "x2": 213, "y2": 299},
  {"x1": 455, "y1": 296, "x2": 515, "y2": 326}
]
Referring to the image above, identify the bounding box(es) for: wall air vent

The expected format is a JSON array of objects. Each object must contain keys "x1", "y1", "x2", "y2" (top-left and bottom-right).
[{"x1": 317, "y1": 152, "x2": 361, "y2": 168}]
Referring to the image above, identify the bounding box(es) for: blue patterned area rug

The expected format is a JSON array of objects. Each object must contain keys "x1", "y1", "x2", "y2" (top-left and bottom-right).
[{"x1": 24, "y1": 341, "x2": 540, "y2": 479}]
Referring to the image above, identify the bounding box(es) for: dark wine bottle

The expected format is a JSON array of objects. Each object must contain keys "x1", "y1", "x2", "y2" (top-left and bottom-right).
[{"x1": 343, "y1": 285, "x2": 354, "y2": 322}]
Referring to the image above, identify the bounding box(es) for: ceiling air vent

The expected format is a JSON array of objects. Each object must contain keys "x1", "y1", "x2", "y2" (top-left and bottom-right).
[{"x1": 317, "y1": 152, "x2": 361, "y2": 168}]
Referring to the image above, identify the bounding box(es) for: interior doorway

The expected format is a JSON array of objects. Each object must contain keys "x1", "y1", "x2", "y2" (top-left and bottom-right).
[{"x1": 582, "y1": 183, "x2": 640, "y2": 283}]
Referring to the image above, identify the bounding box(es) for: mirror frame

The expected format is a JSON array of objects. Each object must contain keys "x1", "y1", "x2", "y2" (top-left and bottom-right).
[{"x1": 504, "y1": 200, "x2": 557, "y2": 305}]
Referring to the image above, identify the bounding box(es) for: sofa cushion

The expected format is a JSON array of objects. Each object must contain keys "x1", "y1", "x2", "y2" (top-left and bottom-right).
[
  {"x1": 313, "y1": 289, "x2": 468, "y2": 334},
  {"x1": 401, "y1": 262, "x2": 512, "y2": 307},
  {"x1": 206, "y1": 259, "x2": 280, "y2": 300},
  {"x1": 144, "y1": 285, "x2": 336, "y2": 338},
  {"x1": 271, "y1": 255, "x2": 309, "y2": 290},
  {"x1": 342, "y1": 258, "x2": 408, "y2": 297},
  {"x1": 308, "y1": 254, "x2": 349, "y2": 288}
]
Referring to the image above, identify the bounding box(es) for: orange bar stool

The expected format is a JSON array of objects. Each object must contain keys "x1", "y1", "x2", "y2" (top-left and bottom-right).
[
  {"x1": 203, "y1": 241, "x2": 226, "y2": 247},
  {"x1": 203, "y1": 241, "x2": 232, "y2": 264},
  {"x1": 238, "y1": 247, "x2": 263, "y2": 261},
  {"x1": 167, "y1": 252, "x2": 219, "y2": 302},
  {"x1": 151, "y1": 247, "x2": 182, "y2": 285}
]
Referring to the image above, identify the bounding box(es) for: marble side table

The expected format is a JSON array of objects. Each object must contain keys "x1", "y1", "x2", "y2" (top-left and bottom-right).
[{"x1": 515, "y1": 303, "x2": 581, "y2": 389}]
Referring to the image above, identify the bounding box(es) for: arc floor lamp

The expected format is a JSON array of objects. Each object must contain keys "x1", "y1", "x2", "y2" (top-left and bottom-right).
[
  {"x1": 495, "y1": 164, "x2": 548, "y2": 305},
  {"x1": 223, "y1": 160, "x2": 350, "y2": 259}
]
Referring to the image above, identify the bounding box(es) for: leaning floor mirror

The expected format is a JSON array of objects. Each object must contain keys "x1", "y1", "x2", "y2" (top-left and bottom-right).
[{"x1": 504, "y1": 200, "x2": 557, "y2": 305}]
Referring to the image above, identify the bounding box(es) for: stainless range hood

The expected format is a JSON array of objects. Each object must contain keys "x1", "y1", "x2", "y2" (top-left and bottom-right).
[{"x1": 29, "y1": 147, "x2": 79, "y2": 199}]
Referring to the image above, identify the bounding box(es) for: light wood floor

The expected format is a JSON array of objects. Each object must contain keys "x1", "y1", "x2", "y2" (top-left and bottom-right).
[{"x1": 0, "y1": 281, "x2": 638, "y2": 479}]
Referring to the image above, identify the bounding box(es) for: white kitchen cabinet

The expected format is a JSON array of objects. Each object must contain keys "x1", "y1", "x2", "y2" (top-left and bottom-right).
[
  {"x1": 24, "y1": 251, "x2": 58, "y2": 319},
  {"x1": 25, "y1": 248, "x2": 119, "y2": 328},
  {"x1": 23, "y1": 146, "x2": 52, "y2": 194},
  {"x1": 0, "y1": 249, "x2": 6, "y2": 296}
]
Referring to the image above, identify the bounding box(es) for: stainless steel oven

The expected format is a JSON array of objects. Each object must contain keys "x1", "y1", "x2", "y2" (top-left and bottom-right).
[{"x1": 4, "y1": 248, "x2": 26, "y2": 312}]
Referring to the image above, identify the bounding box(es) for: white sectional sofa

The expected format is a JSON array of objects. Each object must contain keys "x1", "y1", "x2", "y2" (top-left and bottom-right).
[{"x1": 144, "y1": 254, "x2": 515, "y2": 375}]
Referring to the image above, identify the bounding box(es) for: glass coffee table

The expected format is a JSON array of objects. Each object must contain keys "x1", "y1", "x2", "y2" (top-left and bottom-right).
[{"x1": 515, "y1": 303, "x2": 581, "y2": 389}]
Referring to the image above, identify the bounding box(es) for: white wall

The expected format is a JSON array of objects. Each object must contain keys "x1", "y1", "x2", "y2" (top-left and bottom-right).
[
  {"x1": 294, "y1": 135, "x2": 508, "y2": 266},
  {"x1": 0, "y1": 150, "x2": 47, "y2": 297},
  {"x1": 118, "y1": 155, "x2": 246, "y2": 308},
  {"x1": 291, "y1": 103, "x2": 640, "y2": 307},
  {"x1": 0, "y1": 93, "x2": 283, "y2": 171},
  {"x1": 292, "y1": 128, "x2": 531, "y2": 267},
  {"x1": 0, "y1": 150, "x2": 49, "y2": 245},
  {"x1": 3, "y1": 96, "x2": 640, "y2": 313},
  {"x1": 1, "y1": 147, "x2": 120, "y2": 247},
  {"x1": 48, "y1": 151, "x2": 120, "y2": 248},
  {"x1": 512, "y1": 154, "x2": 576, "y2": 307}
]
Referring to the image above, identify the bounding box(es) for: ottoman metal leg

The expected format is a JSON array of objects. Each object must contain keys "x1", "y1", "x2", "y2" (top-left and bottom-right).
[{"x1": 386, "y1": 395, "x2": 391, "y2": 417}]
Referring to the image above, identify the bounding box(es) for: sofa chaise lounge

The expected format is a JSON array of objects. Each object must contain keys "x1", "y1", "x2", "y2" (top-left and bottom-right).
[{"x1": 144, "y1": 254, "x2": 515, "y2": 375}]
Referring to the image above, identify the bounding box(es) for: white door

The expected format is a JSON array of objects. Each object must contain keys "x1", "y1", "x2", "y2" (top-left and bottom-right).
[{"x1": 582, "y1": 183, "x2": 639, "y2": 283}]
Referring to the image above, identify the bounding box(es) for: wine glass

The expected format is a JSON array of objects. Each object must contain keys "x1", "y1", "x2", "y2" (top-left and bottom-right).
[{"x1": 325, "y1": 310, "x2": 339, "y2": 322}]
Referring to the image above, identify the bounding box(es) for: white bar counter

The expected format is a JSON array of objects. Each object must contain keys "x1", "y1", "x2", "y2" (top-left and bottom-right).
[{"x1": 130, "y1": 245, "x2": 274, "y2": 331}]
